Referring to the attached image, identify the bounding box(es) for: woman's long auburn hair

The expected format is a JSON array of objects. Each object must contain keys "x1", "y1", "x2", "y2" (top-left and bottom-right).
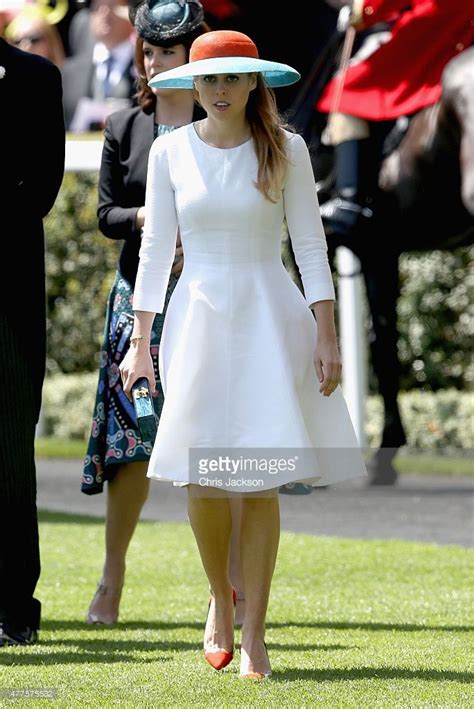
[{"x1": 246, "y1": 75, "x2": 292, "y2": 203}]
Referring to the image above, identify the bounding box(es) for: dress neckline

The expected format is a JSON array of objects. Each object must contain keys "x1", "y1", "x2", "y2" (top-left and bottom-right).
[
  {"x1": 154, "y1": 122, "x2": 176, "y2": 139},
  {"x1": 191, "y1": 122, "x2": 253, "y2": 151}
]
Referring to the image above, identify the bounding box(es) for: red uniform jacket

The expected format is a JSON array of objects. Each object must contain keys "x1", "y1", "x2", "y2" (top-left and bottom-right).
[
  {"x1": 317, "y1": 0, "x2": 474, "y2": 120},
  {"x1": 201, "y1": 0, "x2": 240, "y2": 22}
]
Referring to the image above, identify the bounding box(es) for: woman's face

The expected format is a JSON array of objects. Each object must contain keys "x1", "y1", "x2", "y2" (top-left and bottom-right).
[
  {"x1": 194, "y1": 73, "x2": 257, "y2": 120},
  {"x1": 143, "y1": 41, "x2": 188, "y2": 94},
  {"x1": 11, "y1": 18, "x2": 50, "y2": 60}
]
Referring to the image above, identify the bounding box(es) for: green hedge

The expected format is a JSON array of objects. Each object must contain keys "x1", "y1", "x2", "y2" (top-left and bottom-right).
[
  {"x1": 41, "y1": 373, "x2": 98, "y2": 441},
  {"x1": 44, "y1": 172, "x2": 119, "y2": 375},
  {"x1": 41, "y1": 373, "x2": 473, "y2": 450},
  {"x1": 44, "y1": 173, "x2": 473, "y2": 391},
  {"x1": 365, "y1": 389, "x2": 473, "y2": 450}
]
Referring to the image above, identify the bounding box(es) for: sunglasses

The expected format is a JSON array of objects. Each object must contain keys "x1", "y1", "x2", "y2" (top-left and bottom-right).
[{"x1": 13, "y1": 35, "x2": 46, "y2": 46}]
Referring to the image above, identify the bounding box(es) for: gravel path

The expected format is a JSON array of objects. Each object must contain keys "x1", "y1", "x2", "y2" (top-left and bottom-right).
[{"x1": 37, "y1": 460, "x2": 474, "y2": 547}]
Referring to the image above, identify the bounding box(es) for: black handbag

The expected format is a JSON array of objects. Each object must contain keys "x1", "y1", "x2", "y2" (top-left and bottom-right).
[{"x1": 132, "y1": 377, "x2": 157, "y2": 445}]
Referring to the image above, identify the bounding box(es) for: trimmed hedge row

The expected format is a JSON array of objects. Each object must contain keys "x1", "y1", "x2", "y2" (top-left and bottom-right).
[
  {"x1": 44, "y1": 173, "x2": 473, "y2": 392},
  {"x1": 41, "y1": 373, "x2": 473, "y2": 450}
]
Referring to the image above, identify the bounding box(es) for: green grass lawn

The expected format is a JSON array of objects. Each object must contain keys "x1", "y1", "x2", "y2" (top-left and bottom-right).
[
  {"x1": 1, "y1": 513, "x2": 472, "y2": 707},
  {"x1": 36, "y1": 438, "x2": 87, "y2": 460},
  {"x1": 35, "y1": 437, "x2": 474, "y2": 476}
]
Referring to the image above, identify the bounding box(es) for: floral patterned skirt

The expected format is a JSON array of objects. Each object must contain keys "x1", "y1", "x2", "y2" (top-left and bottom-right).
[{"x1": 81, "y1": 271, "x2": 177, "y2": 495}]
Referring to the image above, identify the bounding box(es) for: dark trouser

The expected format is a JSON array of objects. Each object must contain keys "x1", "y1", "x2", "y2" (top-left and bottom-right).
[
  {"x1": 362, "y1": 248, "x2": 405, "y2": 433},
  {"x1": 334, "y1": 120, "x2": 396, "y2": 204},
  {"x1": 0, "y1": 315, "x2": 41, "y2": 630},
  {"x1": 326, "y1": 119, "x2": 406, "y2": 449}
]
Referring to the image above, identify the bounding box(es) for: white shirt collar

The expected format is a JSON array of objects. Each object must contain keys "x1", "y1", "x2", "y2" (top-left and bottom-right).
[
  {"x1": 93, "y1": 39, "x2": 134, "y2": 89},
  {"x1": 93, "y1": 39, "x2": 134, "y2": 68}
]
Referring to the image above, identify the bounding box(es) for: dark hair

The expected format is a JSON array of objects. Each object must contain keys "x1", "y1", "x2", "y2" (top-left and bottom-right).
[{"x1": 134, "y1": 24, "x2": 207, "y2": 110}]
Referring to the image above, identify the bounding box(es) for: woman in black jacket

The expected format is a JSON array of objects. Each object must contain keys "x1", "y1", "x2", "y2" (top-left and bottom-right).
[{"x1": 82, "y1": 0, "x2": 207, "y2": 625}]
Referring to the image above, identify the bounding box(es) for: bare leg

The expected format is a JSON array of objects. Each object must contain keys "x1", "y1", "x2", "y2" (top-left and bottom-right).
[
  {"x1": 240, "y1": 490, "x2": 280, "y2": 677},
  {"x1": 228, "y1": 496, "x2": 245, "y2": 624},
  {"x1": 86, "y1": 461, "x2": 149, "y2": 624},
  {"x1": 187, "y1": 486, "x2": 234, "y2": 652}
]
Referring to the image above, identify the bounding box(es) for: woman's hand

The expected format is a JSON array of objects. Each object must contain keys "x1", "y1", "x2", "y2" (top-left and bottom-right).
[
  {"x1": 313, "y1": 338, "x2": 342, "y2": 397},
  {"x1": 136, "y1": 206, "x2": 146, "y2": 231},
  {"x1": 119, "y1": 344, "x2": 156, "y2": 400}
]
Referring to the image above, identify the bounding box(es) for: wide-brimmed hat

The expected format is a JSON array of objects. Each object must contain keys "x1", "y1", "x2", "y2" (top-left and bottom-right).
[
  {"x1": 132, "y1": 0, "x2": 204, "y2": 43},
  {"x1": 148, "y1": 30, "x2": 300, "y2": 89}
]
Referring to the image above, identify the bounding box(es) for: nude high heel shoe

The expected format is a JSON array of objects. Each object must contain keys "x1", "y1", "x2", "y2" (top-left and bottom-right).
[
  {"x1": 240, "y1": 641, "x2": 272, "y2": 679},
  {"x1": 85, "y1": 582, "x2": 124, "y2": 626},
  {"x1": 203, "y1": 588, "x2": 237, "y2": 671}
]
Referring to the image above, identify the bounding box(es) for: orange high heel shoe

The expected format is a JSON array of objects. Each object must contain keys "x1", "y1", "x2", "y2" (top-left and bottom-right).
[{"x1": 204, "y1": 588, "x2": 237, "y2": 671}]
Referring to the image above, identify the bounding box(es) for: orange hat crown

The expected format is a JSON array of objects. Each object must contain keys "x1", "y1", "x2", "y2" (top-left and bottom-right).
[{"x1": 190, "y1": 30, "x2": 259, "y2": 62}]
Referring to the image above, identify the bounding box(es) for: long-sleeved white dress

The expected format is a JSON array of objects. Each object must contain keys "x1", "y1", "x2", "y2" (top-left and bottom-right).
[{"x1": 134, "y1": 123, "x2": 367, "y2": 491}]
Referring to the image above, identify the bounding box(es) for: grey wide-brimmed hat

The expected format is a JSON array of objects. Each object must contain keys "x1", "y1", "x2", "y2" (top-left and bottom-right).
[{"x1": 131, "y1": 0, "x2": 204, "y2": 43}]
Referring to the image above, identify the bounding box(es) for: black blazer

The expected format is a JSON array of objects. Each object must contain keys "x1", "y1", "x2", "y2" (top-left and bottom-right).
[
  {"x1": 0, "y1": 38, "x2": 65, "y2": 416},
  {"x1": 97, "y1": 104, "x2": 204, "y2": 287}
]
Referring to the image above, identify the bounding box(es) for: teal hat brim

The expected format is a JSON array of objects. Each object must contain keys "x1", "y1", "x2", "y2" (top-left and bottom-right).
[{"x1": 148, "y1": 56, "x2": 301, "y2": 89}]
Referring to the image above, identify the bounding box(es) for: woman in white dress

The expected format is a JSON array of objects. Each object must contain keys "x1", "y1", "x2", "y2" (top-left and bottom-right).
[{"x1": 120, "y1": 30, "x2": 366, "y2": 679}]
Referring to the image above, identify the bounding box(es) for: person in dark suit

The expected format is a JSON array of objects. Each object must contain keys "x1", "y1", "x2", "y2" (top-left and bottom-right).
[
  {"x1": 82, "y1": 0, "x2": 208, "y2": 625},
  {"x1": 0, "y1": 37, "x2": 65, "y2": 646},
  {"x1": 62, "y1": 0, "x2": 136, "y2": 130}
]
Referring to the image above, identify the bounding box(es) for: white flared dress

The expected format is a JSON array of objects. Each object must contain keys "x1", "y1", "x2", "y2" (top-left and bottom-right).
[{"x1": 134, "y1": 123, "x2": 367, "y2": 491}]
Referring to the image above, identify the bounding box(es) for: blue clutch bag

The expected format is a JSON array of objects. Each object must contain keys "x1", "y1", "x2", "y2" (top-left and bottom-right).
[{"x1": 131, "y1": 377, "x2": 157, "y2": 445}]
